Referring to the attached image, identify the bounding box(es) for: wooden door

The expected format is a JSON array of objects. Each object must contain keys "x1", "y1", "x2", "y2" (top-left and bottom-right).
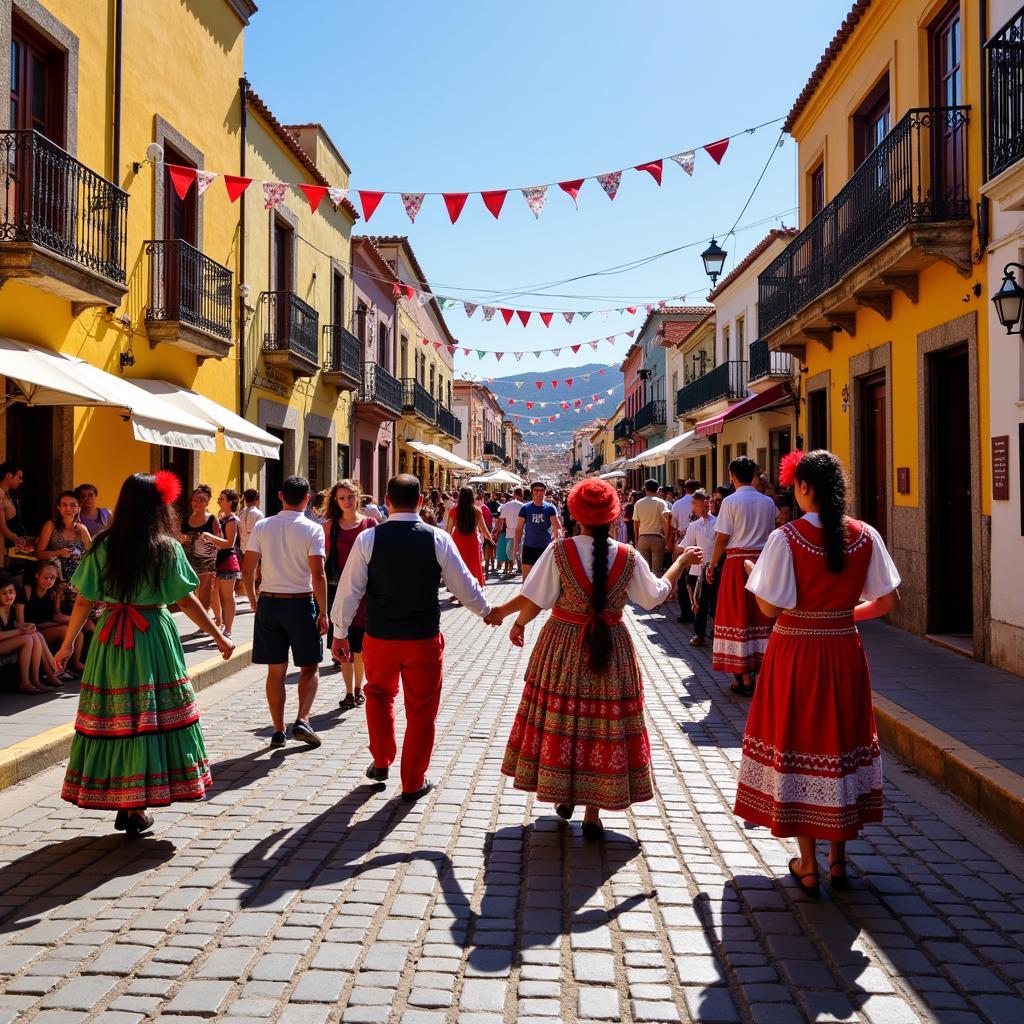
[
  {"x1": 162, "y1": 145, "x2": 198, "y2": 322},
  {"x1": 273, "y1": 220, "x2": 292, "y2": 344},
  {"x1": 10, "y1": 21, "x2": 65, "y2": 141},
  {"x1": 928, "y1": 346, "x2": 973, "y2": 635},
  {"x1": 377, "y1": 444, "x2": 389, "y2": 505},
  {"x1": 264, "y1": 428, "x2": 285, "y2": 515},
  {"x1": 930, "y1": 2, "x2": 962, "y2": 210},
  {"x1": 859, "y1": 374, "x2": 888, "y2": 545},
  {"x1": 5, "y1": 403, "x2": 55, "y2": 532},
  {"x1": 359, "y1": 439, "x2": 373, "y2": 497},
  {"x1": 808, "y1": 389, "x2": 828, "y2": 451},
  {"x1": 158, "y1": 445, "x2": 193, "y2": 525}
]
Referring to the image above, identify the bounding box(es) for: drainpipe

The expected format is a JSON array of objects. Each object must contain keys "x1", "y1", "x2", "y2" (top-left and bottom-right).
[
  {"x1": 977, "y1": 0, "x2": 990, "y2": 254},
  {"x1": 238, "y1": 76, "x2": 249, "y2": 485},
  {"x1": 112, "y1": 0, "x2": 123, "y2": 181}
]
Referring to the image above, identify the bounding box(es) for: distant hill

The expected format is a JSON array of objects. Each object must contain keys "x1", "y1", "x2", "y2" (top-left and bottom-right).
[{"x1": 485, "y1": 362, "x2": 617, "y2": 445}]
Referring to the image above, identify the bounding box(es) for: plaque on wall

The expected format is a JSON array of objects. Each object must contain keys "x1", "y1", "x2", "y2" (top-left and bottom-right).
[
  {"x1": 992, "y1": 435, "x2": 1010, "y2": 501},
  {"x1": 896, "y1": 467, "x2": 910, "y2": 494}
]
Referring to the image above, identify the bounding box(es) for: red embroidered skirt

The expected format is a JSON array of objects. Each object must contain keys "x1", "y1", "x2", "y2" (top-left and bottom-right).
[
  {"x1": 733, "y1": 610, "x2": 883, "y2": 841},
  {"x1": 711, "y1": 548, "x2": 772, "y2": 674}
]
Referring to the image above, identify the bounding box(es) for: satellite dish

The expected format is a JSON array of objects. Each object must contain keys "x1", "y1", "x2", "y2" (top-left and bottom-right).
[{"x1": 145, "y1": 142, "x2": 164, "y2": 165}]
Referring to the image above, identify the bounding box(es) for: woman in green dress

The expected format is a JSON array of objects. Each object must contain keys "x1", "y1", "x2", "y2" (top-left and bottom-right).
[{"x1": 55, "y1": 472, "x2": 233, "y2": 836}]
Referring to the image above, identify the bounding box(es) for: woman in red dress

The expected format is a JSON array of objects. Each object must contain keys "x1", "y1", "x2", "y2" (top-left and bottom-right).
[
  {"x1": 736, "y1": 450, "x2": 900, "y2": 895},
  {"x1": 446, "y1": 486, "x2": 493, "y2": 587},
  {"x1": 488, "y1": 479, "x2": 695, "y2": 839}
]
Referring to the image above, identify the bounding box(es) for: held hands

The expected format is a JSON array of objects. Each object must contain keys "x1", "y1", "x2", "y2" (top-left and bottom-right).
[
  {"x1": 483, "y1": 607, "x2": 505, "y2": 627},
  {"x1": 331, "y1": 637, "x2": 352, "y2": 663},
  {"x1": 216, "y1": 634, "x2": 235, "y2": 661},
  {"x1": 673, "y1": 545, "x2": 704, "y2": 567}
]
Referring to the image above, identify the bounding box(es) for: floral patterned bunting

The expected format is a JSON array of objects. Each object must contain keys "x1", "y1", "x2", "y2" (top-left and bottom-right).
[
  {"x1": 672, "y1": 151, "x2": 695, "y2": 176},
  {"x1": 521, "y1": 185, "x2": 548, "y2": 219},
  {"x1": 402, "y1": 193, "x2": 424, "y2": 222},
  {"x1": 597, "y1": 171, "x2": 622, "y2": 201},
  {"x1": 263, "y1": 181, "x2": 287, "y2": 209}
]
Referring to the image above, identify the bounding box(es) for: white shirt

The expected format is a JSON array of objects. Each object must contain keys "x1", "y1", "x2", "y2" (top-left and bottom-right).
[
  {"x1": 714, "y1": 485, "x2": 777, "y2": 550},
  {"x1": 362, "y1": 503, "x2": 384, "y2": 523},
  {"x1": 670, "y1": 495, "x2": 693, "y2": 534},
  {"x1": 632, "y1": 495, "x2": 670, "y2": 537},
  {"x1": 680, "y1": 513, "x2": 718, "y2": 577},
  {"x1": 247, "y1": 510, "x2": 326, "y2": 593},
  {"x1": 522, "y1": 536, "x2": 671, "y2": 611},
  {"x1": 498, "y1": 499, "x2": 524, "y2": 533},
  {"x1": 746, "y1": 512, "x2": 902, "y2": 610},
  {"x1": 238, "y1": 505, "x2": 264, "y2": 552},
  {"x1": 330, "y1": 512, "x2": 492, "y2": 639}
]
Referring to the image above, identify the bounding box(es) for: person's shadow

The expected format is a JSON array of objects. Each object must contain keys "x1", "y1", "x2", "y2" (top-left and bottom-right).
[{"x1": 0, "y1": 836, "x2": 176, "y2": 935}]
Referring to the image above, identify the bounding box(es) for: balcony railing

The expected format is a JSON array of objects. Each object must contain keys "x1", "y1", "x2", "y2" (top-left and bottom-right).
[
  {"x1": 588, "y1": 452, "x2": 604, "y2": 472},
  {"x1": 676, "y1": 361, "x2": 747, "y2": 416},
  {"x1": 358, "y1": 361, "x2": 402, "y2": 414},
  {"x1": 570, "y1": 459, "x2": 582, "y2": 474},
  {"x1": 748, "y1": 339, "x2": 793, "y2": 382},
  {"x1": 987, "y1": 7, "x2": 1024, "y2": 179},
  {"x1": 436, "y1": 404, "x2": 462, "y2": 441},
  {"x1": 145, "y1": 239, "x2": 232, "y2": 339},
  {"x1": 262, "y1": 290, "x2": 319, "y2": 364},
  {"x1": 515, "y1": 460, "x2": 526, "y2": 474},
  {"x1": 633, "y1": 399, "x2": 666, "y2": 432},
  {"x1": 402, "y1": 378, "x2": 437, "y2": 422},
  {"x1": 0, "y1": 129, "x2": 127, "y2": 283},
  {"x1": 484, "y1": 440, "x2": 506, "y2": 461},
  {"x1": 758, "y1": 106, "x2": 970, "y2": 336},
  {"x1": 613, "y1": 418, "x2": 634, "y2": 442},
  {"x1": 322, "y1": 325, "x2": 362, "y2": 383}
]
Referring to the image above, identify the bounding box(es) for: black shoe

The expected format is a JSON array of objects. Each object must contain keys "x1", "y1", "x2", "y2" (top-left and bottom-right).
[
  {"x1": 366, "y1": 763, "x2": 389, "y2": 782},
  {"x1": 291, "y1": 720, "x2": 321, "y2": 748},
  {"x1": 402, "y1": 779, "x2": 435, "y2": 803},
  {"x1": 582, "y1": 820, "x2": 605, "y2": 841},
  {"x1": 114, "y1": 810, "x2": 128, "y2": 831},
  {"x1": 269, "y1": 730, "x2": 286, "y2": 748},
  {"x1": 556, "y1": 804, "x2": 575, "y2": 820},
  {"x1": 338, "y1": 693, "x2": 356, "y2": 711},
  {"x1": 125, "y1": 812, "x2": 154, "y2": 837}
]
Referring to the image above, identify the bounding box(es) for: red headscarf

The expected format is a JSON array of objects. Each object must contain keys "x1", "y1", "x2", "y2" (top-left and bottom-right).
[{"x1": 567, "y1": 478, "x2": 621, "y2": 527}]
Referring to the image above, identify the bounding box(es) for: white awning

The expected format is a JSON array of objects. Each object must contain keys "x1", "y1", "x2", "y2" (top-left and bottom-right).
[
  {"x1": 0, "y1": 339, "x2": 216, "y2": 452},
  {"x1": 408, "y1": 440, "x2": 481, "y2": 474},
  {"x1": 131, "y1": 379, "x2": 282, "y2": 460},
  {"x1": 625, "y1": 430, "x2": 711, "y2": 468}
]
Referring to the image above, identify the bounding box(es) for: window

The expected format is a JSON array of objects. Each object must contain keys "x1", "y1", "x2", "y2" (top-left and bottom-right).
[
  {"x1": 756, "y1": 447, "x2": 768, "y2": 477},
  {"x1": 10, "y1": 18, "x2": 66, "y2": 143},
  {"x1": 736, "y1": 317, "x2": 745, "y2": 362},
  {"x1": 723, "y1": 325, "x2": 731, "y2": 362},
  {"x1": 400, "y1": 335, "x2": 408, "y2": 379},
  {"x1": 332, "y1": 271, "x2": 345, "y2": 328},
  {"x1": 808, "y1": 389, "x2": 829, "y2": 450},
  {"x1": 163, "y1": 143, "x2": 197, "y2": 244},
  {"x1": 377, "y1": 321, "x2": 389, "y2": 368},
  {"x1": 429, "y1": 363, "x2": 436, "y2": 396},
  {"x1": 723, "y1": 444, "x2": 732, "y2": 473},
  {"x1": 810, "y1": 162, "x2": 825, "y2": 217},
  {"x1": 737, "y1": 442, "x2": 748, "y2": 458},
  {"x1": 337, "y1": 444, "x2": 350, "y2": 480},
  {"x1": 853, "y1": 77, "x2": 891, "y2": 168},
  {"x1": 307, "y1": 436, "x2": 327, "y2": 496},
  {"x1": 355, "y1": 302, "x2": 368, "y2": 345},
  {"x1": 671, "y1": 371, "x2": 678, "y2": 397}
]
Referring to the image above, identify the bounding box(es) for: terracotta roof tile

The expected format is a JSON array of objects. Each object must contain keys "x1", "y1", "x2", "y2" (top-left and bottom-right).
[
  {"x1": 353, "y1": 236, "x2": 399, "y2": 283},
  {"x1": 635, "y1": 305, "x2": 714, "y2": 346},
  {"x1": 707, "y1": 227, "x2": 799, "y2": 300},
  {"x1": 784, "y1": 1, "x2": 873, "y2": 134}
]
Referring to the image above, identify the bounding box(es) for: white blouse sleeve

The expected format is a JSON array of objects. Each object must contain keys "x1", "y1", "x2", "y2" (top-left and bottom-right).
[
  {"x1": 520, "y1": 543, "x2": 561, "y2": 610},
  {"x1": 745, "y1": 528, "x2": 797, "y2": 609},
  {"x1": 860, "y1": 524, "x2": 902, "y2": 601},
  {"x1": 626, "y1": 550, "x2": 673, "y2": 610}
]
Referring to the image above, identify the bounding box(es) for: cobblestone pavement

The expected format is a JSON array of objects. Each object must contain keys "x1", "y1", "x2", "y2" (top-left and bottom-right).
[{"x1": 0, "y1": 582, "x2": 1022, "y2": 1024}]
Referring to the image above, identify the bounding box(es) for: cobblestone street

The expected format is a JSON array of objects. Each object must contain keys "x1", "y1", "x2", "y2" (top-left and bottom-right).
[{"x1": 1, "y1": 583, "x2": 1022, "y2": 1024}]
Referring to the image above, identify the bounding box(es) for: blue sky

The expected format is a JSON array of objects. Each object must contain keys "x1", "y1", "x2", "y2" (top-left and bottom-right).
[{"x1": 246, "y1": 2, "x2": 849, "y2": 382}]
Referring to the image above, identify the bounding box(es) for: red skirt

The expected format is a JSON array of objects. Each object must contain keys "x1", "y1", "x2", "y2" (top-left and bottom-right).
[
  {"x1": 733, "y1": 611, "x2": 883, "y2": 841},
  {"x1": 452, "y1": 528, "x2": 484, "y2": 586},
  {"x1": 711, "y1": 548, "x2": 772, "y2": 674}
]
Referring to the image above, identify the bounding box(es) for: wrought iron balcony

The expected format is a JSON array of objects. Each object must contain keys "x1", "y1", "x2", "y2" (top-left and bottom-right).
[
  {"x1": 145, "y1": 239, "x2": 233, "y2": 358},
  {"x1": 570, "y1": 459, "x2": 582, "y2": 475},
  {"x1": 357, "y1": 361, "x2": 403, "y2": 419},
  {"x1": 515, "y1": 460, "x2": 526, "y2": 475},
  {"x1": 436, "y1": 403, "x2": 462, "y2": 441},
  {"x1": 0, "y1": 129, "x2": 128, "y2": 307},
  {"x1": 676, "y1": 361, "x2": 747, "y2": 417},
  {"x1": 633, "y1": 399, "x2": 666, "y2": 434},
  {"x1": 322, "y1": 325, "x2": 362, "y2": 389},
  {"x1": 484, "y1": 440, "x2": 506, "y2": 461},
  {"x1": 987, "y1": 8, "x2": 1024, "y2": 179},
  {"x1": 758, "y1": 106, "x2": 971, "y2": 338},
  {"x1": 747, "y1": 339, "x2": 793, "y2": 388},
  {"x1": 613, "y1": 418, "x2": 634, "y2": 442},
  {"x1": 588, "y1": 452, "x2": 604, "y2": 472},
  {"x1": 402, "y1": 378, "x2": 437, "y2": 423},
  {"x1": 261, "y1": 290, "x2": 319, "y2": 375}
]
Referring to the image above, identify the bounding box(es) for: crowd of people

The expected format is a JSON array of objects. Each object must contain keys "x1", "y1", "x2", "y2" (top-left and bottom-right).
[{"x1": 1, "y1": 445, "x2": 903, "y2": 896}]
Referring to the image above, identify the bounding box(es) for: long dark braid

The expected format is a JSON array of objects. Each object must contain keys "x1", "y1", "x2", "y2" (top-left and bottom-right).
[
  {"x1": 587, "y1": 523, "x2": 612, "y2": 674},
  {"x1": 794, "y1": 450, "x2": 849, "y2": 573}
]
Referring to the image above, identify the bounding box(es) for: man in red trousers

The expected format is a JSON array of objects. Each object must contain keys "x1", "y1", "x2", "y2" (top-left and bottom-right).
[{"x1": 330, "y1": 474, "x2": 493, "y2": 802}]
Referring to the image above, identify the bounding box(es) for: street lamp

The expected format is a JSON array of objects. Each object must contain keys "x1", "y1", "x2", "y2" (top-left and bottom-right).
[
  {"x1": 701, "y1": 238, "x2": 728, "y2": 286},
  {"x1": 991, "y1": 263, "x2": 1024, "y2": 335}
]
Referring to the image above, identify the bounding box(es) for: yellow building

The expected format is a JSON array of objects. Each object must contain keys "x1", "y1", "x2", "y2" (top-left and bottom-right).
[
  {"x1": 763, "y1": 0, "x2": 990, "y2": 655},
  {"x1": 241, "y1": 90, "x2": 359, "y2": 511},
  {"x1": 0, "y1": 0, "x2": 261, "y2": 531}
]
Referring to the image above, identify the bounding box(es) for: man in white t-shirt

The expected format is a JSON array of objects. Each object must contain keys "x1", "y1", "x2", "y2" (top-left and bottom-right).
[
  {"x1": 238, "y1": 489, "x2": 264, "y2": 552},
  {"x1": 498, "y1": 488, "x2": 525, "y2": 577},
  {"x1": 669, "y1": 478, "x2": 699, "y2": 544},
  {"x1": 706, "y1": 457, "x2": 777, "y2": 691},
  {"x1": 679, "y1": 489, "x2": 718, "y2": 644}
]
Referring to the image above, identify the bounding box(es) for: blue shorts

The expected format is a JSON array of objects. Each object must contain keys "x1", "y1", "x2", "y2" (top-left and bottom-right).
[{"x1": 253, "y1": 596, "x2": 322, "y2": 667}]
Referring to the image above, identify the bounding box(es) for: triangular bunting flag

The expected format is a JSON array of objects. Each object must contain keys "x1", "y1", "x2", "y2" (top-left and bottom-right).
[
  {"x1": 463, "y1": 302, "x2": 478, "y2": 318},
  {"x1": 394, "y1": 284, "x2": 404, "y2": 300},
  {"x1": 606, "y1": 337, "x2": 615, "y2": 344},
  {"x1": 540, "y1": 313, "x2": 553, "y2": 328},
  {"x1": 494, "y1": 352, "x2": 504, "y2": 361},
  {"x1": 224, "y1": 175, "x2": 252, "y2": 202},
  {"x1": 579, "y1": 311, "x2": 591, "y2": 320},
  {"x1": 558, "y1": 178, "x2": 585, "y2": 207},
  {"x1": 196, "y1": 170, "x2": 217, "y2": 196},
  {"x1": 635, "y1": 160, "x2": 663, "y2": 185},
  {"x1": 328, "y1": 186, "x2": 349, "y2": 208},
  {"x1": 582, "y1": 373, "x2": 590, "y2": 380},
  {"x1": 401, "y1": 193, "x2": 424, "y2": 222},
  {"x1": 443, "y1": 192, "x2": 469, "y2": 224},
  {"x1": 571, "y1": 344, "x2": 581, "y2": 354},
  {"x1": 535, "y1": 381, "x2": 543, "y2": 389},
  {"x1": 405, "y1": 286, "x2": 415, "y2": 301},
  {"x1": 526, "y1": 402, "x2": 534, "y2": 409},
  {"x1": 481, "y1": 190, "x2": 507, "y2": 219},
  {"x1": 359, "y1": 190, "x2": 385, "y2": 221},
  {"x1": 477, "y1": 350, "x2": 486, "y2": 359},
  {"x1": 589, "y1": 341, "x2": 600, "y2": 350},
  {"x1": 672, "y1": 150, "x2": 696, "y2": 176},
  {"x1": 563, "y1": 312, "x2": 575, "y2": 325},
  {"x1": 626, "y1": 306, "x2": 637, "y2": 314},
  {"x1": 627, "y1": 330, "x2": 635, "y2": 338},
  {"x1": 462, "y1": 348, "x2": 471, "y2": 356},
  {"x1": 551, "y1": 381, "x2": 558, "y2": 389},
  {"x1": 534, "y1": 351, "x2": 543, "y2": 358},
  {"x1": 566, "y1": 378, "x2": 573, "y2": 387},
  {"x1": 596, "y1": 170, "x2": 621, "y2": 200},
  {"x1": 521, "y1": 185, "x2": 548, "y2": 219},
  {"x1": 482, "y1": 306, "x2": 496, "y2": 321},
  {"x1": 704, "y1": 138, "x2": 730, "y2": 165},
  {"x1": 416, "y1": 292, "x2": 432, "y2": 307},
  {"x1": 508, "y1": 399, "x2": 515, "y2": 406},
  {"x1": 263, "y1": 181, "x2": 287, "y2": 209},
  {"x1": 447, "y1": 344, "x2": 458, "y2": 354},
  {"x1": 553, "y1": 348, "x2": 562, "y2": 356},
  {"x1": 574, "y1": 399, "x2": 581, "y2": 407},
  {"x1": 599, "y1": 368, "x2": 606, "y2": 375},
  {"x1": 168, "y1": 164, "x2": 197, "y2": 200},
  {"x1": 500, "y1": 308, "x2": 514, "y2": 325},
  {"x1": 517, "y1": 310, "x2": 531, "y2": 327},
  {"x1": 514, "y1": 382, "x2": 523, "y2": 388},
  {"x1": 419, "y1": 335, "x2": 429, "y2": 343},
  {"x1": 433, "y1": 340, "x2": 443, "y2": 349},
  {"x1": 299, "y1": 184, "x2": 329, "y2": 212},
  {"x1": 514, "y1": 352, "x2": 524, "y2": 361}
]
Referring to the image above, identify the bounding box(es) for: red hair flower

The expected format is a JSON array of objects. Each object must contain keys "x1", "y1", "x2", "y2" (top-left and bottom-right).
[
  {"x1": 779, "y1": 450, "x2": 805, "y2": 488},
  {"x1": 154, "y1": 470, "x2": 182, "y2": 506}
]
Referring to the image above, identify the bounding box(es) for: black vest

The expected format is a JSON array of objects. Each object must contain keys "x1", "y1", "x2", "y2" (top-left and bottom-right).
[{"x1": 365, "y1": 520, "x2": 443, "y2": 640}]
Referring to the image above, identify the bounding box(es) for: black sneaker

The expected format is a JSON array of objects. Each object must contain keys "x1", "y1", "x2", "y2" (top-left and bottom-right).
[
  {"x1": 291, "y1": 720, "x2": 321, "y2": 748},
  {"x1": 366, "y1": 763, "x2": 389, "y2": 782},
  {"x1": 401, "y1": 778, "x2": 435, "y2": 803},
  {"x1": 269, "y1": 730, "x2": 286, "y2": 748}
]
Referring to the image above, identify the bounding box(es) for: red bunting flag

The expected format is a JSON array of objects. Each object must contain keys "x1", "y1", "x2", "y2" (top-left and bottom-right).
[
  {"x1": 517, "y1": 311, "x2": 531, "y2": 327},
  {"x1": 495, "y1": 352, "x2": 504, "y2": 361},
  {"x1": 558, "y1": 179, "x2": 585, "y2": 206},
  {"x1": 626, "y1": 306, "x2": 637, "y2": 314},
  {"x1": 574, "y1": 399, "x2": 581, "y2": 407},
  {"x1": 299, "y1": 184, "x2": 329, "y2": 212},
  {"x1": 535, "y1": 381, "x2": 543, "y2": 389},
  {"x1": 540, "y1": 313, "x2": 553, "y2": 328},
  {"x1": 405, "y1": 286, "x2": 415, "y2": 300},
  {"x1": 561, "y1": 402, "x2": 569, "y2": 409},
  {"x1": 508, "y1": 399, "x2": 515, "y2": 406},
  {"x1": 447, "y1": 344, "x2": 458, "y2": 353},
  {"x1": 419, "y1": 336, "x2": 429, "y2": 344},
  {"x1": 168, "y1": 164, "x2": 198, "y2": 200},
  {"x1": 566, "y1": 378, "x2": 573, "y2": 387},
  {"x1": 443, "y1": 192, "x2": 469, "y2": 224},
  {"x1": 549, "y1": 416, "x2": 556, "y2": 422},
  {"x1": 526, "y1": 402, "x2": 534, "y2": 409},
  {"x1": 599, "y1": 369, "x2": 606, "y2": 375},
  {"x1": 635, "y1": 160, "x2": 663, "y2": 185},
  {"x1": 571, "y1": 344, "x2": 581, "y2": 354},
  {"x1": 223, "y1": 175, "x2": 252, "y2": 202},
  {"x1": 551, "y1": 380, "x2": 558, "y2": 389},
  {"x1": 462, "y1": 348, "x2": 472, "y2": 356},
  {"x1": 704, "y1": 138, "x2": 730, "y2": 165},
  {"x1": 481, "y1": 190, "x2": 507, "y2": 219},
  {"x1": 359, "y1": 190, "x2": 385, "y2": 221},
  {"x1": 500, "y1": 308, "x2": 514, "y2": 325},
  {"x1": 433, "y1": 340, "x2": 443, "y2": 348}
]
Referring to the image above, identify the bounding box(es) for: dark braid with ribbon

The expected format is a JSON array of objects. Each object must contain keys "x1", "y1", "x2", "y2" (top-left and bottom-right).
[{"x1": 586, "y1": 522, "x2": 613, "y2": 674}]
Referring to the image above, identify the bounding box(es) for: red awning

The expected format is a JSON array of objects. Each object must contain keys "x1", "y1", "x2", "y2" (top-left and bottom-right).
[{"x1": 695, "y1": 382, "x2": 789, "y2": 437}]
